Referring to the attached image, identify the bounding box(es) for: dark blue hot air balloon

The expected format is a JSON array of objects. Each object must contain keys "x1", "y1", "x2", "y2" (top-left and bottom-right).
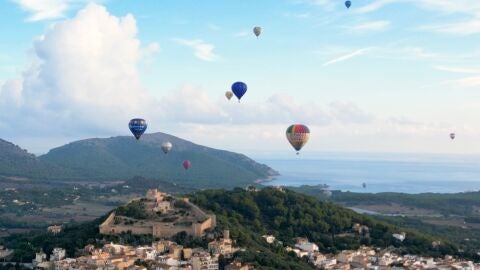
[
  {"x1": 128, "y1": 118, "x2": 147, "y2": 140},
  {"x1": 345, "y1": 1, "x2": 351, "y2": 8},
  {"x1": 231, "y1": 81, "x2": 247, "y2": 102}
]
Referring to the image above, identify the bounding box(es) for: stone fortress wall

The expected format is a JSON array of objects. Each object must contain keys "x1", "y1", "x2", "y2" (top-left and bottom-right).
[{"x1": 99, "y1": 189, "x2": 216, "y2": 238}]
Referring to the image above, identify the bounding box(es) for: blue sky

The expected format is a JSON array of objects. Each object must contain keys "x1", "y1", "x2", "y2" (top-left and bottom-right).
[{"x1": 0, "y1": 0, "x2": 480, "y2": 155}]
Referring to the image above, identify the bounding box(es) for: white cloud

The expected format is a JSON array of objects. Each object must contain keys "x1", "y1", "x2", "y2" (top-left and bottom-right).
[
  {"x1": 433, "y1": 65, "x2": 480, "y2": 74},
  {"x1": 0, "y1": 3, "x2": 158, "y2": 137},
  {"x1": 349, "y1": 20, "x2": 391, "y2": 32},
  {"x1": 356, "y1": 0, "x2": 480, "y2": 15},
  {"x1": 432, "y1": 65, "x2": 480, "y2": 88},
  {"x1": 354, "y1": 0, "x2": 399, "y2": 14},
  {"x1": 419, "y1": 19, "x2": 480, "y2": 35},
  {"x1": 323, "y1": 48, "x2": 371, "y2": 66},
  {"x1": 14, "y1": 0, "x2": 95, "y2": 21},
  {"x1": 174, "y1": 38, "x2": 219, "y2": 61},
  {"x1": 329, "y1": 101, "x2": 373, "y2": 124}
]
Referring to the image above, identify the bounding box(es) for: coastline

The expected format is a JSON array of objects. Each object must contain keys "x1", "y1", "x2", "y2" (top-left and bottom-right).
[{"x1": 254, "y1": 175, "x2": 276, "y2": 184}]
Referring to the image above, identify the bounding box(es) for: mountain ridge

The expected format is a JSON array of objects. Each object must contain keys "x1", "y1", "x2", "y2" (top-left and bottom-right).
[{"x1": 0, "y1": 133, "x2": 277, "y2": 188}]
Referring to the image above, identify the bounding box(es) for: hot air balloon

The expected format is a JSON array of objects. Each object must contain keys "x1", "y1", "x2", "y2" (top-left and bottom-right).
[
  {"x1": 128, "y1": 118, "x2": 147, "y2": 140},
  {"x1": 286, "y1": 124, "x2": 310, "y2": 154},
  {"x1": 161, "y1": 142, "x2": 173, "y2": 154},
  {"x1": 231, "y1": 81, "x2": 247, "y2": 102},
  {"x1": 362, "y1": 182, "x2": 366, "y2": 188},
  {"x1": 253, "y1": 26, "x2": 262, "y2": 38},
  {"x1": 225, "y1": 91, "x2": 233, "y2": 101},
  {"x1": 450, "y1": 133, "x2": 455, "y2": 140},
  {"x1": 183, "y1": 160, "x2": 191, "y2": 170},
  {"x1": 345, "y1": 1, "x2": 351, "y2": 8}
]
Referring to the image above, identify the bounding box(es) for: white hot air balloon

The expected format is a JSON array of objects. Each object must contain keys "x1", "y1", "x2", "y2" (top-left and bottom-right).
[
  {"x1": 161, "y1": 141, "x2": 173, "y2": 154},
  {"x1": 225, "y1": 91, "x2": 233, "y2": 100}
]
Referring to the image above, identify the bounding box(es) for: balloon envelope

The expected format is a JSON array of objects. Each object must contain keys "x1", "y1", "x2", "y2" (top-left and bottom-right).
[
  {"x1": 286, "y1": 124, "x2": 310, "y2": 153},
  {"x1": 253, "y1": 26, "x2": 262, "y2": 37},
  {"x1": 345, "y1": 1, "x2": 351, "y2": 8},
  {"x1": 225, "y1": 91, "x2": 233, "y2": 100},
  {"x1": 161, "y1": 142, "x2": 173, "y2": 154},
  {"x1": 450, "y1": 133, "x2": 455, "y2": 140},
  {"x1": 183, "y1": 160, "x2": 191, "y2": 170},
  {"x1": 128, "y1": 118, "x2": 147, "y2": 140},
  {"x1": 231, "y1": 82, "x2": 247, "y2": 101}
]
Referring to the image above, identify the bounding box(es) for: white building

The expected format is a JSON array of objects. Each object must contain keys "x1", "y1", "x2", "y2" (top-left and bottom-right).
[
  {"x1": 191, "y1": 252, "x2": 219, "y2": 270},
  {"x1": 33, "y1": 251, "x2": 47, "y2": 265},
  {"x1": 262, "y1": 235, "x2": 276, "y2": 244},
  {"x1": 392, "y1": 232, "x2": 406, "y2": 242},
  {"x1": 294, "y1": 241, "x2": 319, "y2": 253},
  {"x1": 50, "y1": 248, "x2": 66, "y2": 261},
  {"x1": 54, "y1": 258, "x2": 76, "y2": 270}
]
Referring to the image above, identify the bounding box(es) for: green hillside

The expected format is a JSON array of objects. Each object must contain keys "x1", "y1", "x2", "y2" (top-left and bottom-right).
[
  {"x1": 190, "y1": 188, "x2": 463, "y2": 269},
  {"x1": 0, "y1": 134, "x2": 276, "y2": 188},
  {"x1": 1, "y1": 188, "x2": 467, "y2": 269},
  {"x1": 0, "y1": 139, "x2": 68, "y2": 178}
]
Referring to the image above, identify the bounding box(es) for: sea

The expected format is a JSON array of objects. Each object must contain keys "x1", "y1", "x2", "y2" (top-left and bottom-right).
[{"x1": 254, "y1": 152, "x2": 480, "y2": 194}]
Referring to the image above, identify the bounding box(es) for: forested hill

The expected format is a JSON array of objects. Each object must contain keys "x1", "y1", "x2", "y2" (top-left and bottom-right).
[
  {"x1": 190, "y1": 188, "x2": 463, "y2": 269},
  {"x1": 0, "y1": 139, "x2": 68, "y2": 178},
  {"x1": 0, "y1": 134, "x2": 277, "y2": 188},
  {"x1": 0, "y1": 188, "x2": 467, "y2": 269}
]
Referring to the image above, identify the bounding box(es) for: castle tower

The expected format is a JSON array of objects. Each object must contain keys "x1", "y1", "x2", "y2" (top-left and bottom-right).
[{"x1": 223, "y1": 229, "x2": 230, "y2": 240}]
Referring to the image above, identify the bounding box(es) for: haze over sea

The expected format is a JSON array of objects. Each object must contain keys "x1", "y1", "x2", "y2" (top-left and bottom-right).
[{"x1": 253, "y1": 152, "x2": 480, "y2": 194}]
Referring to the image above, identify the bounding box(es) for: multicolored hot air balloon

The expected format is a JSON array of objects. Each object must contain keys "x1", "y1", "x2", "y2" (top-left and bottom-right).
[
  {"x1": 345, "y1": 1, "x2": 351, "y2": 8},
  {"x1": 450, "y1": 133, "x2": 456, "y2": 140},
  {"x1": 183, "y1": 160, "x2": 191, "y2": 170},
  {"x1": 128, "y1": 118, "x2": 147, "y2": 140},
  {"x1": 161, "y1": 142, "x2": 172, "y2": 154},
  {"x1": 231, "y1": 82, "x2": 247, "y2": 102},
  {"x1": 286, "y1": 124, "x2": 310, "y2": 154},
  {"x1": 253, "y1": 26, "x2": 262, "y2": 38},
  {"x1": 225, "y1": 91, "x2": 233, "y2": 101}
]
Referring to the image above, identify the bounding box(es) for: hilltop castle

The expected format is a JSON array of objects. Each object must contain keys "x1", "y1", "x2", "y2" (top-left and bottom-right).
[{"x1": 99, "y1": 189, "x2": 216, "y2": 238}]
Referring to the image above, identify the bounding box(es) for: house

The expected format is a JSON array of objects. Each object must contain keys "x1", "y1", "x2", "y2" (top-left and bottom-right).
[
  {"x1": 309, "y1": 252, "x2": 327, "y2": 267},
  {"x1": 351, "y1": 255, "x2": 371, "y2": 268},
  {"x1": 47, "y1": 225, "x2": 62, "y2": 235},
  {"x1": 208, "y1": 230, "x2": 236, "y2": 258},
  {"x1": 392, "y1": 232, "x2": 406, "y2": 242},
  {"x1": 338, "y1": 251, "x2": 359, "y2": 264},
  {"x1": 294, "y1": 238, "x2": 319, "y2": 253},
  {"x1": 191, "y1": 251, "x2": 219, "y2": 270},
  {"x1": 33, "y1": 251, "x2": 47, "y2": 266},
  {"x1": 262, "y1": 235, "x2": 276, "y2": 244},
  {"x1": 54, "y1": 258, "x2": 76, "y2": 270},
  {"x1": 50, "y1": 248, "x2": 66, "y2": 261},
  {"x1": 225, "y1": 261, "x2": 250, "y2": 270}
]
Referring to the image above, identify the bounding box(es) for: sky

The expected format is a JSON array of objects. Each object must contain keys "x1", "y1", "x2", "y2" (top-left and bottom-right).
[{"x1": 0, "y1": 0, "x2": 479, "y2": 155}]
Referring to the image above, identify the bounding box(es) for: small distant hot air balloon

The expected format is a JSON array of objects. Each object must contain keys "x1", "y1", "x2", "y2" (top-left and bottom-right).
[
  {"x1": 450, "y1": 133, "x2": 456, "y2": 140},
  {"x1": 362, "y1": 182, "x2": 366, "y2": 188},
  {"x1": 128, "y1": 118, "x2": 147, "y2": 140},
  {"x1": 183, "y1": 160, "x2": 191, "y2": 170},
  {"x1": 286, "y1": 124, "x2": 310, "y2": 154},
  {"x1": 231, "y1": 82, "x2": 247, "y2": 102},
  {"x1": 225, "y1": 91, "x2": 233, "y2": 101},
  {"x1": 161, "y1": 142, "x2": 173, "y2": 154},
  {"x1": 345, "y1": 1, "x2": 352, "y2": 8},
  {"x1": 253, "y1": 26, "x2": 262, "y2": 38}
]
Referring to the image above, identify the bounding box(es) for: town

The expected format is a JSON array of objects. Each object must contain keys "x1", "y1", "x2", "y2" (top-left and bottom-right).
[
  {"x1": 10, "y1": 189, "x2": 480, "y2": 270},
  {"x1": 29, "y1": 233, "x2": 480, "y2": 270}
]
